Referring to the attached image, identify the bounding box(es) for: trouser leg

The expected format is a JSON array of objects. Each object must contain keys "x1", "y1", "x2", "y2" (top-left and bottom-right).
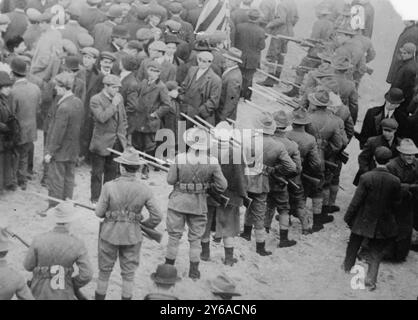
[
  {"x1": 90, "y1": 153, "x2": 105, "y2": 202},
  {"x1": 97, "y1": 239, "x2": 118, "y2": 295},
  {"x1": 366, "y1": 238, "x2": 392, "y2": 287},
  {"x1": 28, "y1": 142, "x2": 34, "y2": 174},
  {"x1": 166, "y1": 209, "x2": 186, "y2": 261},
  {"x1": 119, "y1": 242, "x2": 141, "y2": 299},
  {"x1": 202, "y1": 205, "x2": 215, "y2": 242},
  {"x1": 16, "y1": 142, "x2": 31, "y2": 186},
  {"x1": 187, "y1": 214, "x2": 208, "y2": 263},
  {"x1": 63, "y1": 161, "x2": 76, "y2": 200},
  {"x1": 47, "y1": 160, "x2": 65, "y2": 207},
  {"x1": 0, "y1": 152, "x2": 4, "y2": 192},
  {"x1": 343, "y1": 233, "x2": 364, "y2": 272}
]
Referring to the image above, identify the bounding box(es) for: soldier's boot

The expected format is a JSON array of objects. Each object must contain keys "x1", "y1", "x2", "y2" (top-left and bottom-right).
[
  {"x1": 224, "y1": 247, "x2": 238, "y2": 266},
  {"x1": 95, "y1": 292, "x2": 106, "y2": 300},
  {"x1": 278, "y1": 229, "x2": 297, "y2": 248},
  {"x1": 200, "y1": 241, "x2": 210, "y2": 261},
  {"x1": 240, "y1": 225, "x2": 252, "y2": 241},
  {"x1": 188, "y1": 261, "x2": 200, "y2": 280},
  {"x1": 122, "y1": 280, "x2": 133, "y2": 300},
  {"x1": 326, "y1": 184, "x2": 340, "y2": 213},
  {"x1": 256, "y1": 241, "x2": 272, "y2": 256},
  {"x1": 257, "y1": 75, "x2": 277, "y2": 87},
  {"x1": 283, "y1": 85, "x2": 300, "y2": 97},
  {"x1": 165, "y1": 258, "x2": 175, "y2": 265}
]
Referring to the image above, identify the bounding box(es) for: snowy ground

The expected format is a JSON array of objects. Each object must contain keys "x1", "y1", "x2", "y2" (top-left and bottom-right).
[{"x1": 1, "y1": 0, "x2": 417, "y2": 300}]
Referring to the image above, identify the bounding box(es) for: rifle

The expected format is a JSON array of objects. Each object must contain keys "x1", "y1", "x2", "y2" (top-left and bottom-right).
[
  {"x1": 27, "y1": 191, "x2": 163, "y2": 244},
  {"x1": 301, "y1": 173, "x2": 321, "y2": 186},
  {"x1": 3, "y1": 227, "x2": 88, "y2": 300},
  {"x1": 256, "y1": 68, "x2": 301, "y2": 88},
  {"x1": 267, "y1": 34, "x2": 325, "y2": 48},
  {"x1": 262, "y1": 60, "x2": 314, "y2": 72}
]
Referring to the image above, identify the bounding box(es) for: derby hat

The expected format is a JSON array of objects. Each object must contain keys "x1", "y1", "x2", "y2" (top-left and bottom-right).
[
  {"x1": 291, "y1": 107, "x2": 311, "y2": 125},
  {"x1": 10, "y1": 57, "x2": 27, "y2": 76},
  {"x1": 103, "y1": 74, "x2": 122, "y2": 87},
  {"x1": 253, "y1": 112, "x2": 276, "y2": 135},
  {"x1": 47, "y1": 202, "x2": 79, "y2": 224},
  {"x1": 384, "y1": 88, "x2": 405, "y2": 104},
  {"x1": 308, "y1": 87, "x2": 331, "y2": 107},
  {"x1": 222, "y1": 47, "x2": 243, "y2": 64},
  {"x1": 65, "y1": 56, "x2": 81, "y2": 71},
  {"x1": 183, "y1": 127, "x2": 210, "y2": 150},
  {"x1": 397, "y1": 138, "x2": 418, "y2": 154},
  {"x1": 209, "y1": 274, "x2": 241, "y2": 297},
  {"x1": 150, "y1": 264, "x2": 181, "y2": 285},
  {"x1": 114, "y1": 148, "x2": 145, "y2": 165},
  {"x1": 273, "y1": 110, "x2": 291, "y2": 128},
  {"x1": 0, "y1": 71, "x2": 13, "y2": 87}
]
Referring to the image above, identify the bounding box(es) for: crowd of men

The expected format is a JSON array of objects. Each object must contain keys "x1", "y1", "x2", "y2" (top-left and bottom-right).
[{"x1": 0, "y1": 0, "x2": 417, "y2": 300}]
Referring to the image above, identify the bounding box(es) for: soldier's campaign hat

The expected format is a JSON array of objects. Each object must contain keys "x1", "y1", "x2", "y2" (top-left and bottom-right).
[
  {"x1": 168, "y1": 2, "x2": 183, "y2": 14},
  {"x1": 62, "y1": 39, "x2": 78, "y2": 55},
  {"x1": 164, "y1": 34, "x2": 180, "y2": 44},
  {"x1": 26, "y1": 8, "x2": 42, "y2": 22},
  {"x1": 213, "y1": 121, "x2": 233, "y2": 142},
  {"x1": 114, "y1": 148, "x2": 146, "y2": 165},
  {"x1": 146, "y1": 61, "x2": 162, "y2": 72},
  {"x1": 248, "y1": 9, "x2": 261, "y2": 21},
  {"x1": 100, "y1": 51, "x2": 117, "y2": 62},
  {"x1": 0, "y1": 228, "x2": 10, "y2": 252},
  {"x1": 308, "y1": 86, "x2": 331, "y2": 107},
  {"x1": 209, "y1": 274, "x2": 241, "y2": 298},
  {"x1": 291, "y1": 107, "x2": 311, "y2": 125},
  {"x1": 397, "y1": 138, "x2": 418, "y2": 154},
  {"x1": 331, "y1": 55, "x2": 353, "y2": 70},
  {"x1": 136, "y1": 28, "x2": 154, "y2": 41},
  {"x1": 336, "y1": 26, "x2": 357, "y2": 36},
  {"x1": 150, "y1": 264, "x2": 181, "y2": 285},
  {"x1": 103, "y1": 74, "x2": 122, "y2": 86},
  {"x1": 380, "y1": 118, "x2": 399, "y2": 131},
  {"x1": 81, "y1": 47, "x2": 100, "y2": 59},
  {"x1": 165, "y1": 80, "x2": 178, "y2": 91},
  {"x1": 107, "y1": 4, "x2": 124, "y2": 18},
  {"x1": 87, "y1": 0, "x2": 102, "y2": 5},
  {"x1": 273, "y1": 110, "x2": 291, "y2": 128},
  {"x1": 149, "y1": 40, "x2": 167, "y2": 52},
  {"x1": 126, "y1": 40, "x2": 143, "y2": 51},
  {"x1": 314, "y1": 63, "x2": 335, "y2": 78},
  {"x1": 0, "y1": 14, "x2": 11, "y2": 25},
  {"x1": 10, "y1": 57, "x2": 27, "y2": 76},
  {"x1": 0, "y1": 71, "x2": 13, "y2": 87},
  {"x1": 77, "y1": 33, "x2": 94, "y2": 48},
  {"x1": 384, "y1": 88, "x2": 405, "y2": 104},
  {"x1": 121, "y1": 54, "x2": 139, "y2": 71},
  {"x1": 54, "y1": 72, "x2": 75, "y2": 88},
  {"x1": 64, "y1": 56, "x2": 81, "y2": 71},
  {"x1": 222, "y1": 47, "x2": 243, "y2": 64},
  {"x1": 47, "y1": 202, "x2": 79, "y2": 224},
  {"x1": 112, "y1": 25, "x2": 130, "y2": 39},
  {"x1": 253, "y1": 111, "x2": 276, "y2": 135},
  {"x1": 164, "y1": 20, "x2": 182, "y2": 32},
  {"x1": 374, "y1": 146, "x2": 392, "y2": 163},
  {"x1": 183, "y1": 127, "x2": 210, "y2": 150}
]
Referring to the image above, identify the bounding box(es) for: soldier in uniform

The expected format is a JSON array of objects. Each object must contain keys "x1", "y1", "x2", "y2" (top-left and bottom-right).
[
  {"x1": 240, "y1": 112, "x2": 296, "y2": 255},
  {"x1": 286, "y1": 108, "x2": 324, "y2": 232},
  {"x1": 0, "y1": 228, "x2": 34, "y2": 300},
  {"x1": 23, "y1": 202, "x2": 93, "y2": 300},
  {"x1": 234, "y1": 9, "x2": 266, "y2": 100},
  {"x1": 305, "y1": 87, "x2": 343, "y2": 229},
  {"x1": 95, "y1": 149, "x2": 163, "y2": 300},
  {"x1": 165, "y1": 127, "x2": 227, "y2": 279},
  {"x1": 264, "y1": 110, "x2": 310, "y2": 246}
]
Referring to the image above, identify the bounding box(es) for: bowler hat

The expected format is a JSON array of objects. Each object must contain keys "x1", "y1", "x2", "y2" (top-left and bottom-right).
[
  {"x1": 64, "y1": 56, "x2": 80, "y2": 71},
  {"x1": 308, "y1": 87, "x2": 331, "y2": 107},
  {"x1": 81, "y1": 47, "x2": 100, "y2": 59},
  {"x1": 46, "y1": 202, "x2": 79, "y2": 224},
  {"x1": 0, "y1": 228, "x2": 10, "y2": 252},
  {"x1": 112, "y1": 25, "x2": 129, "y2": 39},
  {"x1": 374, "y1": 146, "x2": 392, "y2": 163},
  {"x1": 384, "y1": 88, "x2": 405, "y2": 104},
  {"x1": 222, "y1": 47, "x2": 243, "y2": 64},
  {"x1": 10, "y1": 57, "x2": 27, "y2": 76},
  {"x1": 107, "y1": 4, "x2": 124, "y2": 18},
  {"x1": 291, "y1": 107, "x2": 311, "y2": 125},
  {"x1": 0, "y1": 71, "x2": 13, "y2": 87},
  {"x1": 380, "y1": 118, "x2": 399, "y2": 131},
  {"x1": 100, "y1": 51, "x2": 117, "y2": 62},
  {"x1": 274, "y1": 110, "x2": 291, "y2": 128},
  {"x1": 209, "y1": 274, "x2": 241, "y2": 297},
  {"x1": 183, "y1": 127, "x2": 210, "y2": 150},
  {"x1": 397, "y1": 138, "x2": 418, "y2": 155},
  {"x1": 103, "y1": 74, "x2": 122, "y2": 86},
  {"x1": 253, "y1": 112, "x2": 276, "y2": 135},
  {"x1": 54, "y1": 72, "x2": 75, "y2": 88},
  {"x1": 150, "y1": 264, "x2": 181, "y2": 285},
  {"x1": 114, "y1": 148, "x2": 145, "y2": 165}
]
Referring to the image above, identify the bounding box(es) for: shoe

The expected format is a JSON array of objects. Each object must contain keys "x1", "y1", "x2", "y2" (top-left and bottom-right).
[
  {"x1": 224, "y1": 247, "x2": 238, "y2": 266},
  {"x1": 200, "y1": 241, "x2": 210, "y2": 261},
  {"x1": 327, "y1": 205, "x2": 340, "y2": 213},
  {"x1": 257, "y1": 77, "x2": 276, "y2": 87},
  {"x1": 278, "y1": 230, "x2": 297, "y2": 248},
  {"x1": 95, "y1": 292, "x2": 106, "y2": 300},
  {"x1": 302, "y1": 228, "x2": 313, "y2": 235},
  {"x1": 283, "y1": 85, "x2": 299, "y2": 97},
  {"x1": 256, "y1": 241, "x2": 272, "y2": 256},
  {"x1": 312, "y1": 215, "x2": 325, "y2": 232},
  {"x1": 121, "y1": 296, "x2": 132, "y2": 300},
  {"x1": 265, "y1": 227, "x2": 270, "y2": 234},
  {"x1": 6, "y1": 184, "x2": 17, "y2": 191},
  {"x1": 317, "y1": 214, "x2": 334, "y2": 224},
  {"x1": 365, "y1": 282, "x2": 376, "y2": 291},
  {"x1": 19, "y1": 183, "x2": 27, "y2": 191},
  {"x1": 188, "y1": 261, "x2": 200, "y2": 280},
  {"x1": 165, "y1": 258, "x2": 175, "y2": 265},
  {"x1": 240, "y1": 225, "x2": 252, "y2": 241}
]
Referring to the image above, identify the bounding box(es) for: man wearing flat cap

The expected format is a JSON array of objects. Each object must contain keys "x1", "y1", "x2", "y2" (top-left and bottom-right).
[
  {"x1": 180, "y1": 50, "x2": 222, "y2": 127},
  {"x1": 354, "y1": 118, "x2": 401, "y2": 186},
  {"x1": 99, "y1": 51, "x2": 117, "y2": 76},
  {"x1": 45, "y1": 72, "x2": 84, "y2": 207},
  {"x1": 89, "y1": 74, "x2": 128, "y2": 203},
  {"x1": 78, "y1": 0, "x2": 107, "y2": 33},
  {"x1": 343, "y1": 146, "x2": 401, "y2": 292},
  {"x1": 357, "y1": 88, "x2": 409, "y2": 149},
  {"x1": 93, "y1": 4, "x2": 125, "y2": 53}
]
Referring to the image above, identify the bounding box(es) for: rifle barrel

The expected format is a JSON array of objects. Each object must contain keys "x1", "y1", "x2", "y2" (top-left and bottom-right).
[
  {"x1": 107, "y1": 148, "x2": 169, "y2": 172},
  {"x1": 256, "y1": 68, "x2": 301, "y2": 88}
]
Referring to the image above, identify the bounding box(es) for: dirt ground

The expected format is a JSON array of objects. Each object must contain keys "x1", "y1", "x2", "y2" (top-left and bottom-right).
[{"x1": 1, "y1": 0, "x2": 417, "y2": 300}]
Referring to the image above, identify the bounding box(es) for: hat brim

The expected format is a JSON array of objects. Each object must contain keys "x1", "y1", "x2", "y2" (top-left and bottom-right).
[
  {"x1": 396, "y1": 146, "x2": 418, "y2": 154},
  {"x1": 385, "y1": 92, "x2": 405, "y2": 104},
  {"x1": 317, "y1": 53, "x2": 332, "y2": 61},
  {"x1": 11, "y1": 69, "x2": 26, "y2": 76},
  {"x1": 308, "y1": 93, "x2": 330, "y2": 107},
  {"x1": 47, "y1": 208, "x2": 79, "y2": 224},
  {"x1": 150, "y1": 273, "x2": 181, "y2": 285},
  {"x1": 331, "y1": 63, "x2": 353, "y2": 70},
  {"x1": 292, "y1": 119, "x2": 311, "y2": 125},
  {"x1": 222, "y1": 53, "x2": 242, "y2": 64}
]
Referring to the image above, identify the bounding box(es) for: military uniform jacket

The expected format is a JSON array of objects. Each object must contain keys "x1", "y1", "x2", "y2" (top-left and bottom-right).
[
  {"x1": 334, "y1": 74, "x2": 359, "y2": 123},
  {"x1": 167, "y1": 151, "x2": 227, "y2": 215},
  {"x1": 345, "y1": 168, "x2": 400, "y2": 239},
  {"x1": 89, "y1": 91, "x2": 128, "y2": 156},
  {"x1": 181, "y1": 66, "x2": 222, "y2": 126},
  {"x1": 217, "y1": 66, "x2": 242, "y2": 123},
  {"x1": 0, "y1": 258, "x2": 34, "y2": 300},
  {"x1": 96, "y1": 172, "x2": 163, "y2": 245},
  {"x1": 261, "y1": 0, "x2": 290, "y2": 54},
  {"x1": 333, "y1": 103, "x2": 354, "y2": 142},
  {"x1": 235, "y1": 21, "x2": 266, "y2": 70},
  {"x1": 23, "y1": 225, "x2": 93, "y2": 300},
  {"x1": 46, "y1": 93, "x2": 84, "y2": 162}
]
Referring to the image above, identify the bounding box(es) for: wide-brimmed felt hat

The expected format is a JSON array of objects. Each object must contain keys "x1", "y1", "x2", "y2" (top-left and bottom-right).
[
  {"x1": 253, "y1": 111, "x2": 276, "y2": 135},
  {"x1": 273, "y1": 110, "x2": 291, "y2": 128},
  {"x1": 222, "y1": 47, "x2": 243, "y2": 64},
  {"x1": 150, "y1": 264, "x2": 181, "y2": 285},
  {"x1": 308, "y1": 87, "x2": 331, "y2": 107},
  {"x1": 114, "y1": 148, "x2": 146, "y2": 165},
  {"x1": 209, "y1": 274, "x2": 241, "y2": 297},
  {"x1": 10, "y1": 57, "x2": 27, "y2": 76},
  {"x1": 0, "y1": 228, "x2": 10, "y2": 252},
  {"x1": 0, "y1": 71, "x2": 13, "y2": 87},
  {"x1": 46, "y1": 202, "x2": 79, "y2": 224},
  {"x1": 384, "y1": 88, "x2": 405, "y2": 104},
  {"x1": 291, "y1": 107, "x2": 311, "y2": 125},
  {"x1": 397, "y1": 138, "x2": 418, "y2": 154},
  {"x1": 183, "y1": 127, "x2": 210, "y2": 150}
]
